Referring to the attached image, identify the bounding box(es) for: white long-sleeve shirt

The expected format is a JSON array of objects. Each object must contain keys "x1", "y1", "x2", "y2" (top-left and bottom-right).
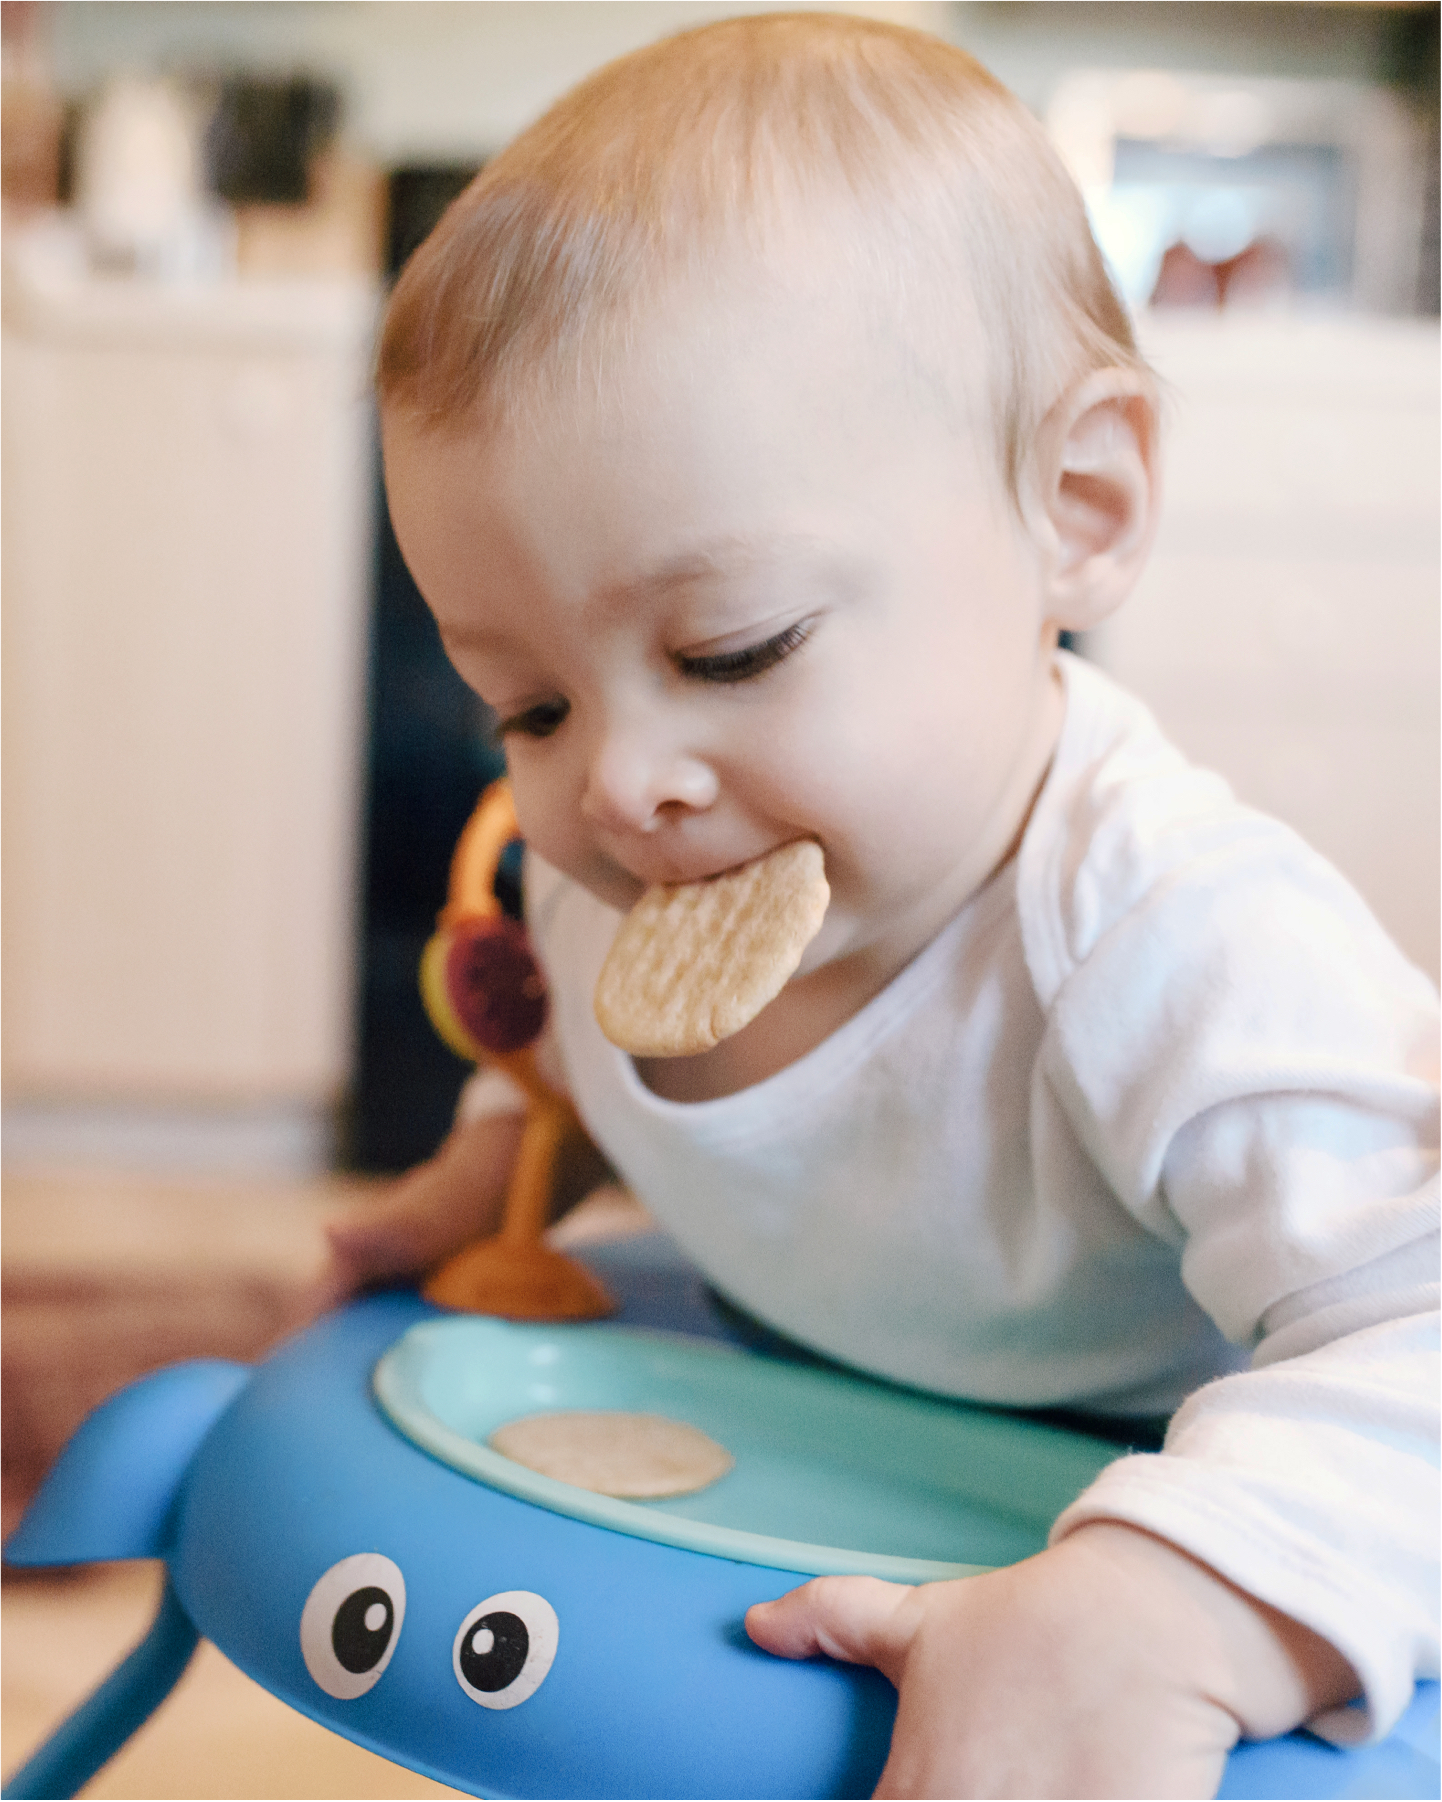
[{"x1": 475, "y1": 652, "x2": 1439, "y2": 1741}]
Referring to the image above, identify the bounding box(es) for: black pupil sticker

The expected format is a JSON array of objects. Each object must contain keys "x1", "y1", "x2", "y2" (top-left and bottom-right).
[
  {"x1": 332, "y1": 1586, "x2": 395, "y2": 1674},
  {"x1": 460, "y1": 1610, "x2": 529, "y2": 1692}
]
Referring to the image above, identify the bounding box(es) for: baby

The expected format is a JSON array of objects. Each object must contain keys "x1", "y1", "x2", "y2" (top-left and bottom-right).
[{"x1": 329, "y1": 14, "x2": 1439, "y2": 1797}]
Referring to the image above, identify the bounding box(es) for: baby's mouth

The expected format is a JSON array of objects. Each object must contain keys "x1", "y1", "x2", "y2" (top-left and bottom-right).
[{"x1": 611, "y1": 843, "x2": 799, "y2": 895}]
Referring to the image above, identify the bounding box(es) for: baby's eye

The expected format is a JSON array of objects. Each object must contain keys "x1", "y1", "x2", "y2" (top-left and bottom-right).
[
  {"x1": 497, "y1": 698, "x2": 570, "y2": 740},
  {"x1": 675, "y1": 619, "x2": 814, "y2": 685}
]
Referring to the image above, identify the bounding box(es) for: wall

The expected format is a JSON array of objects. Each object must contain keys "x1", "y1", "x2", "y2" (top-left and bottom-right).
[
  {"x1": 40, "y1": 2, "x2": 1433, "y2": 161},
  {"x1": 1094, "y1": 313, "x2": 1440, "y2": 982},
  {"x1": 43, "y1": 2, "x2": 942, "y2": 158},
  {"x1": 1, "y1": 229, "x2": 376, "y2": 1171}
]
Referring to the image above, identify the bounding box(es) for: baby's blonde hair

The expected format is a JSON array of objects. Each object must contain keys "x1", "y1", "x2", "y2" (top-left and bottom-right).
[{"x1": 378, "y1": 11, "x2": 1149, "y2": 501}]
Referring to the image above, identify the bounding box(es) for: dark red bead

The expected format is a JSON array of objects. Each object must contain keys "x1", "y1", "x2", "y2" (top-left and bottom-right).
[{"x1": 445, "y1": 918, "x2": 549, "y2": 1053}]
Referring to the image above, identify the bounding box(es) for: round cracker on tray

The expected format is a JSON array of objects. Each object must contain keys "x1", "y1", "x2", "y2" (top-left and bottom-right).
[
  {"x1": 488, "y1": 1410, "x2": 735, "y2": 1498},
  {"x1": 594, "y1": 839, "x2": 829, "y2": 1057}
]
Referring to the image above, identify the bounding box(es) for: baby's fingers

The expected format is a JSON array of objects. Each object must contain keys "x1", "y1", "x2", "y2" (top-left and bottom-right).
[{"x1": 746, "y1": 1577, "x2": 917, "y2": 1684}]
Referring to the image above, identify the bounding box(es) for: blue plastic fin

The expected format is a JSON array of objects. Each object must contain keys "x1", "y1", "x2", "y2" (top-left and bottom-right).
[
  {"x1": 1, "y1": 1572, "x2": 200, "y2": 1800},
  {"x1": 3, "y1": 1360, "x2": 250, "y2": 1567}
]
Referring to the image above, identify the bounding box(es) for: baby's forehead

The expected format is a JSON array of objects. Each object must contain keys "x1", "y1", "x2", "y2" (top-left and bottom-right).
[
  {"x1": 403, "y1": 230, "x2": 995, "y2": 466},
  {"x1": 386, "y1": 341, "x2": 1003, "y2": 588}
]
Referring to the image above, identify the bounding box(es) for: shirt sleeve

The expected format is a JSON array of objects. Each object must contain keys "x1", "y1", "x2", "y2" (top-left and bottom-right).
[
  {"x1": 1036, "y1": 810, "x2": 1439, "y2": 1741},
  {"x1": 455, "y1": 1063, "x2": 531, "y2": 1123}
]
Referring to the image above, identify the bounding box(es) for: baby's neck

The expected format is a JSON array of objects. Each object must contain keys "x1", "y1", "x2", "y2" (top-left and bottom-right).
[{"x1": 634, "y1": 951, "x2": 897, "y2": 1102}]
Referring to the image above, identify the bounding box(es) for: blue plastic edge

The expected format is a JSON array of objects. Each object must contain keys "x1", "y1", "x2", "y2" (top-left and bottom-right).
[{"x1": 3, "y1": 1360, "x2": 252, "y2": 1567}]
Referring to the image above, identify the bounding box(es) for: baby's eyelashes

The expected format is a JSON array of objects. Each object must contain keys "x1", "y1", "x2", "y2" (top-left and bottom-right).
[
  {"x1": 491, "y1": 613, "x2": 819, "y2": 741},
  {"x1": 673, "y1": 618, "x2": 816, "y2": 685},
  {"x1": 496, "y1": 697, "x2": 571, "y2": 740}
]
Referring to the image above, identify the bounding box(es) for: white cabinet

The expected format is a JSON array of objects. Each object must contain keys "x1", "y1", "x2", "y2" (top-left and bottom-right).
[
  {"x1": 1093, "y1": 315, "x2": 1440, "y2": 981},
  {"x1": 2, "y1": 222, "x2": 377, "y2": 1122}
]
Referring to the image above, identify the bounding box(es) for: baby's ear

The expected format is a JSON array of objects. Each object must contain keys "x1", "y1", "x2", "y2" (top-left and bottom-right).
[{"x1": 1027, "y1": 370, "x2": 1160, "y2": 634}]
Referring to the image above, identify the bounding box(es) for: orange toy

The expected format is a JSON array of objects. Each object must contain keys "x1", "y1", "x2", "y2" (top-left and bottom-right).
[{"x1": 418, "y1": 780, "x2": 613, "y2": 1321}]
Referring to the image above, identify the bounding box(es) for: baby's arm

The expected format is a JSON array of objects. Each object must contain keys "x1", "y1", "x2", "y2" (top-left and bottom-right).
[
  {"x1": 319, "y1": 1060, "x2": 615, "y2": 1311},
  {"x1": 319, "y1": 1108, "x2": 527, "y2": 1309},
  {"x1": 748, "y1": 1520, "x2": 1357, "y2": 1799}
]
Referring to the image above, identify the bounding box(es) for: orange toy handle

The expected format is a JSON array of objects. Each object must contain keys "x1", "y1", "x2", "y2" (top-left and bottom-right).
[
  {"x1": 421, "y1": 779, "x2": 566, "y2": 1105},
  {"x1": 439, "y1": 779, "x2": 519, "y2": 927},
  {"x1": 419, "y1": 776, "x2": 612, "y2": 1321}
]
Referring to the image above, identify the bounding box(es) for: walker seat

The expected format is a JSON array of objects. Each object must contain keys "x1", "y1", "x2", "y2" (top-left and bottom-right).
[{"x1": 3, "y1": 1232, "x2": 1437, "y2": 1800}]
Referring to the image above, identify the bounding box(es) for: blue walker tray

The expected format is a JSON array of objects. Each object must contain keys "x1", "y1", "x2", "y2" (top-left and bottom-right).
[
  {"x1": 375, "y1": 1312, "x2": 1121, "y2": 1582},
  {"x1": 4, "y1": 1232, "x2": 1438, "y2": 1799}
]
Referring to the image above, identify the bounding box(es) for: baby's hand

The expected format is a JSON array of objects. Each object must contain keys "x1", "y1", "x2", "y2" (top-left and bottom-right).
[{"x1": 746, "y1": 1521, "x2": 1357, "y2": 1800}]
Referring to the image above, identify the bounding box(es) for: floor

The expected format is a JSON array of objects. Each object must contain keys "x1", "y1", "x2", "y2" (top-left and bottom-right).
[{"x1": 2, "y1": 1168, "x2": 359, "y2": 1542}]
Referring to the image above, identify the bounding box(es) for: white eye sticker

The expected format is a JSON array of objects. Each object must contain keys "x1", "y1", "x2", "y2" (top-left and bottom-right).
[
  {"x1": 300, "y1": 1553, "x2": 406, "y2": 1699},
  {"x1": 452, "y1": 1590, "x2": 559, "y2": 1710}
]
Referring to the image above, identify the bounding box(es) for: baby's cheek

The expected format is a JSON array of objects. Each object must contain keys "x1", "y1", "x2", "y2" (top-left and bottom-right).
[
  {"x1": 549, "y1": 834, "x2": 647, "y2": 917},
  {"x1": 503, "y1": 800, "x2": 594, "y2": 907}
]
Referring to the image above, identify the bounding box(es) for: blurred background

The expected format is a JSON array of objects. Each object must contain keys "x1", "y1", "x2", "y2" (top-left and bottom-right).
[
  {"x1": 1, "y1": 4, "x2": 1437, "y2": 1791},
  {"x1": 4, "y1": 0, "x2": 1438, "y2": 1179}
]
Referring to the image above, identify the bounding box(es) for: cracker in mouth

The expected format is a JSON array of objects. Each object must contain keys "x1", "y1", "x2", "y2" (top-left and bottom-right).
[{"x1": 594, "y1": 840, "x2": 829, "y2": 1057}]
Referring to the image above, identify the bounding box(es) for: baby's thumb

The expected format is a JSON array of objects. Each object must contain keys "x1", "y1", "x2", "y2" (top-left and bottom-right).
[{"x1": 745, "y1": 1576, "x2": 915, "y2": 1684}]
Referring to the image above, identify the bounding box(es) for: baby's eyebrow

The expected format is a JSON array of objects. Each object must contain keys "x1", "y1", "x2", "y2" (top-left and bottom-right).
[{"x1": 610, "y1": 535, "x2": 833, "y2": 606}]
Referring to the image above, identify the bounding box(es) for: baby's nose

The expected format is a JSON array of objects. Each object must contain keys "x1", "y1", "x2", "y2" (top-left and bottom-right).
[{"x1": 581, "y1": 729, "x2": 718, "y2": 834}]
